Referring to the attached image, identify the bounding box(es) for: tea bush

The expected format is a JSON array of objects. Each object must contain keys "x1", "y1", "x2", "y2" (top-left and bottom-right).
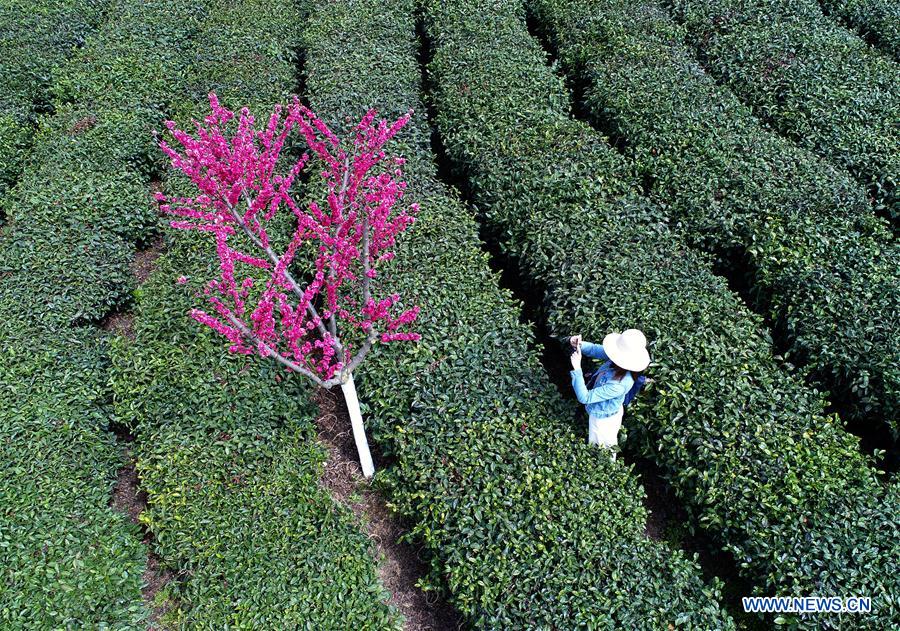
[
  {"x1": 667, "y1": 0, "x2": 900, "y2": 223},
  {"x1": 0, "y1": 0, "x2": 210, "y2": 329},
  {"x1": 819, "y1": 0, "x2": 900, "y2": 60},
  {"x1": 110, "y1": 0, "x2": 401, "y2": 626},
  {"x1": 528, "y1": 0, "x2": 900, "y2": 431},
  {"x1": 0, "y1": 320, "x2": 147, "y2": 628},
  {"x1": 425, "y1": 0, "x2": 900, "y2": 627},
  {"x1": 113, "y1": 227, "x2": 401, "y2": 629},
  {"x1": 0, "y1": 0, "x2": 110, "y2": 202},
  {"x1": 301, "y1": 0, "x2": 735, "y2": 628},
  {"x1": 0, "y1": 1, "x2": 212, "y2": 625}
]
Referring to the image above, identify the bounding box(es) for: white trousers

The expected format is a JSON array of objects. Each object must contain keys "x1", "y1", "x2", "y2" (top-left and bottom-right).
[{"x1": 588, "y1": 407, "x2": 624, "y2": 460}]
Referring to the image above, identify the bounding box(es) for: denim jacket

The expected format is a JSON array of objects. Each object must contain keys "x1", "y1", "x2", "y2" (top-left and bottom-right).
[{"x1": 570, "y1": 342, "x2": 634, "y2": 419}]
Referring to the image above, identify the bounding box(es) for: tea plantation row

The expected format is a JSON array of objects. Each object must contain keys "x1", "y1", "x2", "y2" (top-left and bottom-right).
[
  {"x1": 0, "y1": 0, "x2": 110, "y2": 202},
  {"x1": 819, "y1": 0, "x2": 900, "y2": 59},
  {"x1": 0, "y1": 0, "x2": 209, "y2": 329},
  {"x1": 109, "y1": 0, "x2": 401, "y2": 626},
  {"x1": 0, "y1": 0, "x2": 395, "y2": 626},
  {"x1": 527, "y1": 0, "x2": 900, "y2": 431},
  {"x1": 424, "y1": 0, "x2": 900, "y2": 628},
  {"x1": 668, "y1": 0, "x2": 900, "y2": 223},
  {"x1": 0, "y1": 0, "x2": 210, "y2": 625},
  {"x1": 3, "y1": 0, "x2": 896, "y2": 626},
  {"x1": 300, "y1": 0, "x2": 735, "y2": 627}
]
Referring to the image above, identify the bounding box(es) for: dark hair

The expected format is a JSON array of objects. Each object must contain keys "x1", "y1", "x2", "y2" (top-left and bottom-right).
[{"x1": 612, "y1": 363, "x2": 639, "y2": 381}]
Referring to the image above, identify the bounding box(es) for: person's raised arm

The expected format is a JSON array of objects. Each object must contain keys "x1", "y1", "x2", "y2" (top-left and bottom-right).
[
  {"x1": 571, "y1": 348, "x2": 631, "y2": 404},
  {"x1": 580, "y1": 341, "x2": 608, "y2": 360},
  {"x1": 570, "y1": 344, "x2": 590, "y2": 403}
]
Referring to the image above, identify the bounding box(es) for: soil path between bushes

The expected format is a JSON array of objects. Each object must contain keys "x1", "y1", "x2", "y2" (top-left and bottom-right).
[
  {"x1": 313, "y1": 388, "x2": 462, "y2": 631},
  {"x1": 107, "y1": 213, "x2": 172, "y2": 630},
  {"x1": 109, "y1": 435, "x2": 175, "y2": 630},
  {"x1": 109, "y1": 187, "x2": 458, "y2": 628}
]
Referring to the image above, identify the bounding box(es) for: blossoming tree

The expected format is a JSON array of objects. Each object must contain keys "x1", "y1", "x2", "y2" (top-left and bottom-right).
[{"x1": 155, "y1": 94, "x2": 421, "y2": 477}]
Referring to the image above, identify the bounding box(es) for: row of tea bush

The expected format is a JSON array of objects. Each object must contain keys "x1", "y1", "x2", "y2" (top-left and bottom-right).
[
  {"x1": 426, "y1": 0, "x2": 900, "y2": 627},
  {"x1": 0, "y1": 0, "x2": 110, "y2": 202},
  {"x1": 668, "y1": 0, "x2": 899, "y2": 222},
  {"x1": 109, "y1": 0, "x2": 401, "y2": 626},
  {"x1": 819, "y1": 0, "x2": 900, "y2": 60},
  {"x1": 528, "y1": 0, "x2": 900, "y2": 431},
  {"x1": 301, "y1": 0, "x2": 734, "y2": 627},
  {"x1": 0, "y1": 0, "x2": 209, "y2": 626}
]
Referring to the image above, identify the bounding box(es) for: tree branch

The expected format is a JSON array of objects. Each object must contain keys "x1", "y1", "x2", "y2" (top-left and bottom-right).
[
  {"x1": 341, "y1": 332, "x2": 378, "y2": 381},
  {"x1": 361, "y1": 213, "x2": 372, "y2": 307},
  {"x1": 224, "y1": 312, "x2": 342, "y2": 389},
  {"x1": 328, "y1": 156, "x2": 352, "y2": 341},
  {"x1": 229, "y1": 192, "x2": 342, "y2": 357}
]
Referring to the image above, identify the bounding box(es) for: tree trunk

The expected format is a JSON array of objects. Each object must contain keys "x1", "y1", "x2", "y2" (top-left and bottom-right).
[{"x1": 340, "y1": 372, "x2": 375, "y2": 478}]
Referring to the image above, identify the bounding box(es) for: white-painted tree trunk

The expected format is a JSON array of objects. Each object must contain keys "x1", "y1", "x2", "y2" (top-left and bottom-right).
[{"x1": 340, "y1": 372, "x2": 375, "y2": 478}]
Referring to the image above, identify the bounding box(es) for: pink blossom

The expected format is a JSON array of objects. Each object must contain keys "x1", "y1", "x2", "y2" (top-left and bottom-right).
[
  {"x1": 381, "y1": 332, "x2": 422, "y2": 343},
  {"x1": 156, "y1": 94, "x2": 421, "y2": 385}
]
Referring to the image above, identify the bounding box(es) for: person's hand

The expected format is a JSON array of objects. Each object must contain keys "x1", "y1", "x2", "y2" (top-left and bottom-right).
[
  {"x1": 570, "y1": 345, "x2": 582, "y2": 371},
  {"x1": 570, "y1": 335, "x2": 582, "y2": 348}
]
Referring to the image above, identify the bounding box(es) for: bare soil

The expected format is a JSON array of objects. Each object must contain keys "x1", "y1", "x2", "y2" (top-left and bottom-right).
[
  {"x1": 104, "y1": 188, "x2": 177, "y2": 628},
  {"x1": 109, "y1": 440, "x2": 175, "y2": 630},
  {"x1": 313, "y1": 388, "x2": 462, "y2": 631},
  {"x1": 99, "y1": 231, "x2": 165, "y2": 338},
  {"x1": 99, "y1": 311, "x2": 135, "y2": 339},
  {"x1": 633, "y1": 457, "x2": 675, "y2": 542},
  {"x1": 69, "y1": 114, "x2": 98, "y2": 135},
  {"x1": 131, "y1": 235, "x2": 165, "y2": 284}
]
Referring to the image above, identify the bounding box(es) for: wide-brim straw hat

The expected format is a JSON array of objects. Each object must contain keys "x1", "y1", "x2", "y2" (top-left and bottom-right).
[{"x1": 602, "y1": 329, "x2": 650, "y2": 372}]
